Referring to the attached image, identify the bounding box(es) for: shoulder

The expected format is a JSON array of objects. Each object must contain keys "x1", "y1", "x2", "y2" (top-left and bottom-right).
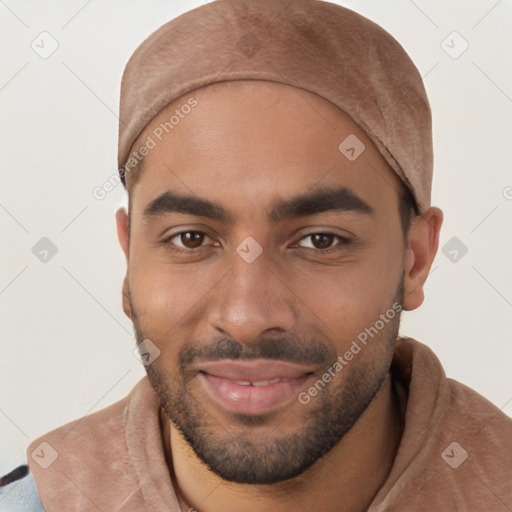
[
  {"x1": 389, "y1": 337, "x2": 512, "y2": 511},
  {"x1": 424, "y1": 378, "x2": 512, "y2": 511},
  {"x1": 0, "y1": 464, "x2": 45, "y2": 511},
  {"x1": 25, "y1": 378, "x2": 151, "y2": 474},
  {"x1": 24, "y1": 377, "x2": 163, "y2": 511},
  {"x1": 444, "y1": 376, "x2": 512, "y2": 464}
]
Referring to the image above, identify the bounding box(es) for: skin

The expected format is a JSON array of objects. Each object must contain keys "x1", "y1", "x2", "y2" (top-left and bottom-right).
[{"x1": 115, "y1": 80, "x2": 443, "y2": 512}]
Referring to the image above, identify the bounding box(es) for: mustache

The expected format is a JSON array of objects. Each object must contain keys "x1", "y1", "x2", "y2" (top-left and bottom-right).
[{"x1": 179, "y1": 335, "x2": 334, "y2": 368}]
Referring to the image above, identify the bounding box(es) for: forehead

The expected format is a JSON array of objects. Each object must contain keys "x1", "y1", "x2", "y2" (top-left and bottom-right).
[{"x1": 127, "y1": 81, "x2": 404, "y2": 217}]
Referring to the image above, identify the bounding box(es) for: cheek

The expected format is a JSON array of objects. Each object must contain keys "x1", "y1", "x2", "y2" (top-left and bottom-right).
[
  {"x1": 287, "y1": 247, "x2": 403, "y2": 342},
  {"x1": 128, "y1": 250, "x2": 215, "y2": 341}
]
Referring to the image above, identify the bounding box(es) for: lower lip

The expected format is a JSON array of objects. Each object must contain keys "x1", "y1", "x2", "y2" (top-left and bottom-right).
[{"x1": 199, "y1": 372, "x2": 310, "y2": 415}]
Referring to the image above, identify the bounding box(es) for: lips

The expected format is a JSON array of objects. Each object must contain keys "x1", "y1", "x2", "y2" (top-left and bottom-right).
[{"x1": 196, "y1": 359, "x2": 314, "y2": 415}]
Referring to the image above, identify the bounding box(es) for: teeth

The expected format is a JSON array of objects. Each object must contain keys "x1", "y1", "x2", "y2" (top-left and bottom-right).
[
  {"x1": 252, "y1": 378, "x2": 281, "y2": 386},
  {"x1": 233, "y1": 378, "x2": 282, "y2": 386}
]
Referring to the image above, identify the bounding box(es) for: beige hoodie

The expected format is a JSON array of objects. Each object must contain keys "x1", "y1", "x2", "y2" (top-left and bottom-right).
[{"x1": 27, "y1": 338, "x2": 512, "y2": 511}]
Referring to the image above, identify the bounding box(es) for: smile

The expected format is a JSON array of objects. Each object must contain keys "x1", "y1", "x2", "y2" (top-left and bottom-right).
[{"x1": 196, "y1": 359, "x2": 315, "y2": 415}]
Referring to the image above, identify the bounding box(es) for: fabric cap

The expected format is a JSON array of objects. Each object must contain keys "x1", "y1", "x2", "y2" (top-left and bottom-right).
[{"x1": 118, "y1": 0, "x2": 433, "y2": 212}]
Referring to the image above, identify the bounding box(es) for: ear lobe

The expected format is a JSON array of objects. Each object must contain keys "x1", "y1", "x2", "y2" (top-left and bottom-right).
[{"x1": 402, "y1": 207, "x2": 443, "y2": 311}]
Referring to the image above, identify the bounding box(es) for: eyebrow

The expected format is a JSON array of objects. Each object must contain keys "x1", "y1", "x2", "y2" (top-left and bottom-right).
[{"x1": 142, "y1": 186, "x2": 374, "y2": 224}]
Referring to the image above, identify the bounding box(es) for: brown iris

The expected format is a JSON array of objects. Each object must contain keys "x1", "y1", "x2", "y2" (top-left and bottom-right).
[
  {"x1": 180, "y1": 231, "x2": 205, "y2": 249},
  {"x1": 310, "y1": 234, "x2": 334, "y2": 250}
]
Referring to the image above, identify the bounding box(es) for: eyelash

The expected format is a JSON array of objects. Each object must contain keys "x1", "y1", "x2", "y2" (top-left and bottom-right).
[{"x1": 160, "y1": 231, "x2": 351, "y2": 255}]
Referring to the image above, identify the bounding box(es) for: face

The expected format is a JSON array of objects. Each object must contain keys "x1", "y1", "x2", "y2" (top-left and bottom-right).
[{"x1": 120, "y1": 81, "x2": 409, "y2": 485}]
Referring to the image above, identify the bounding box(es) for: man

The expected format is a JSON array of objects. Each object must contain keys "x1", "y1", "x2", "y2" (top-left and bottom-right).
[{"x1": 3, "y1": 0, "x2": 510, "y2": 510}]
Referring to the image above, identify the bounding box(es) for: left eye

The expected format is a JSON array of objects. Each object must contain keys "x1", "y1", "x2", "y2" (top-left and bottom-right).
[
  {"x1": 164, "y1": 231, "x2": 212, "y2": 250},
  {"x1": 297, "y1": 233, "x2": 349, "y2": 251}
]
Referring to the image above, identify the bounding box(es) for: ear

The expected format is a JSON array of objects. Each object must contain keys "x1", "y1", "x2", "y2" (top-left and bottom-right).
[
  {"x1": 116, "y1": 207, "x2": 133, "y2": 320},
  {"x1": 116, "y1": 207, "x2": 129, "y2": 258},
  {"x1": 402, "y1": 207, "x2": 443, "y2": 311}
]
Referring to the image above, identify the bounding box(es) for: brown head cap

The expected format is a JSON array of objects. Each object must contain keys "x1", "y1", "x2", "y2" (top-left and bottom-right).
[{"x1": 118, "y1": 0, "x2": 432, "y2": 212}]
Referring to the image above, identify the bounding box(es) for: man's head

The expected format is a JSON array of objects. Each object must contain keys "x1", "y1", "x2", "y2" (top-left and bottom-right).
[
  {"x1": 114, "y1": 0, "x2": 442, "y2": 486},
  {"x1": 115, "y1": 79, "x2": 442, "y2": 484}
]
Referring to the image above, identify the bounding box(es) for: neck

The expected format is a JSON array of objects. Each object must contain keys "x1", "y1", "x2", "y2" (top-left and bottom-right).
[{"x1": 160, "y1": 373, "x2": 403, "y2": 512}]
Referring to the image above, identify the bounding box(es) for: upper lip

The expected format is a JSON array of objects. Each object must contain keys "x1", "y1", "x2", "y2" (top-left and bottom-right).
[{"x1": 196, "y1": 359, "x2": 315, "y2": 382}]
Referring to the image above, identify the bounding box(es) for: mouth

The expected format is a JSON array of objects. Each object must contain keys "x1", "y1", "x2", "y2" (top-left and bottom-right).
[{"x1": 196, "y1": 359, "x2": 315, "y2": 415}]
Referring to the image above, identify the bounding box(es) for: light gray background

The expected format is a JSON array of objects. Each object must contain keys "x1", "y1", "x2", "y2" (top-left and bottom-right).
[{"x1": 1, "y1": 0, "x2": 511, "y2": 475}]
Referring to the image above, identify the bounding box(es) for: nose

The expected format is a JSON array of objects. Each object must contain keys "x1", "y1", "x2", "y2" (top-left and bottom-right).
[{"x1": 207, "y1": 251, "x2": 297, "y2": 344}]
